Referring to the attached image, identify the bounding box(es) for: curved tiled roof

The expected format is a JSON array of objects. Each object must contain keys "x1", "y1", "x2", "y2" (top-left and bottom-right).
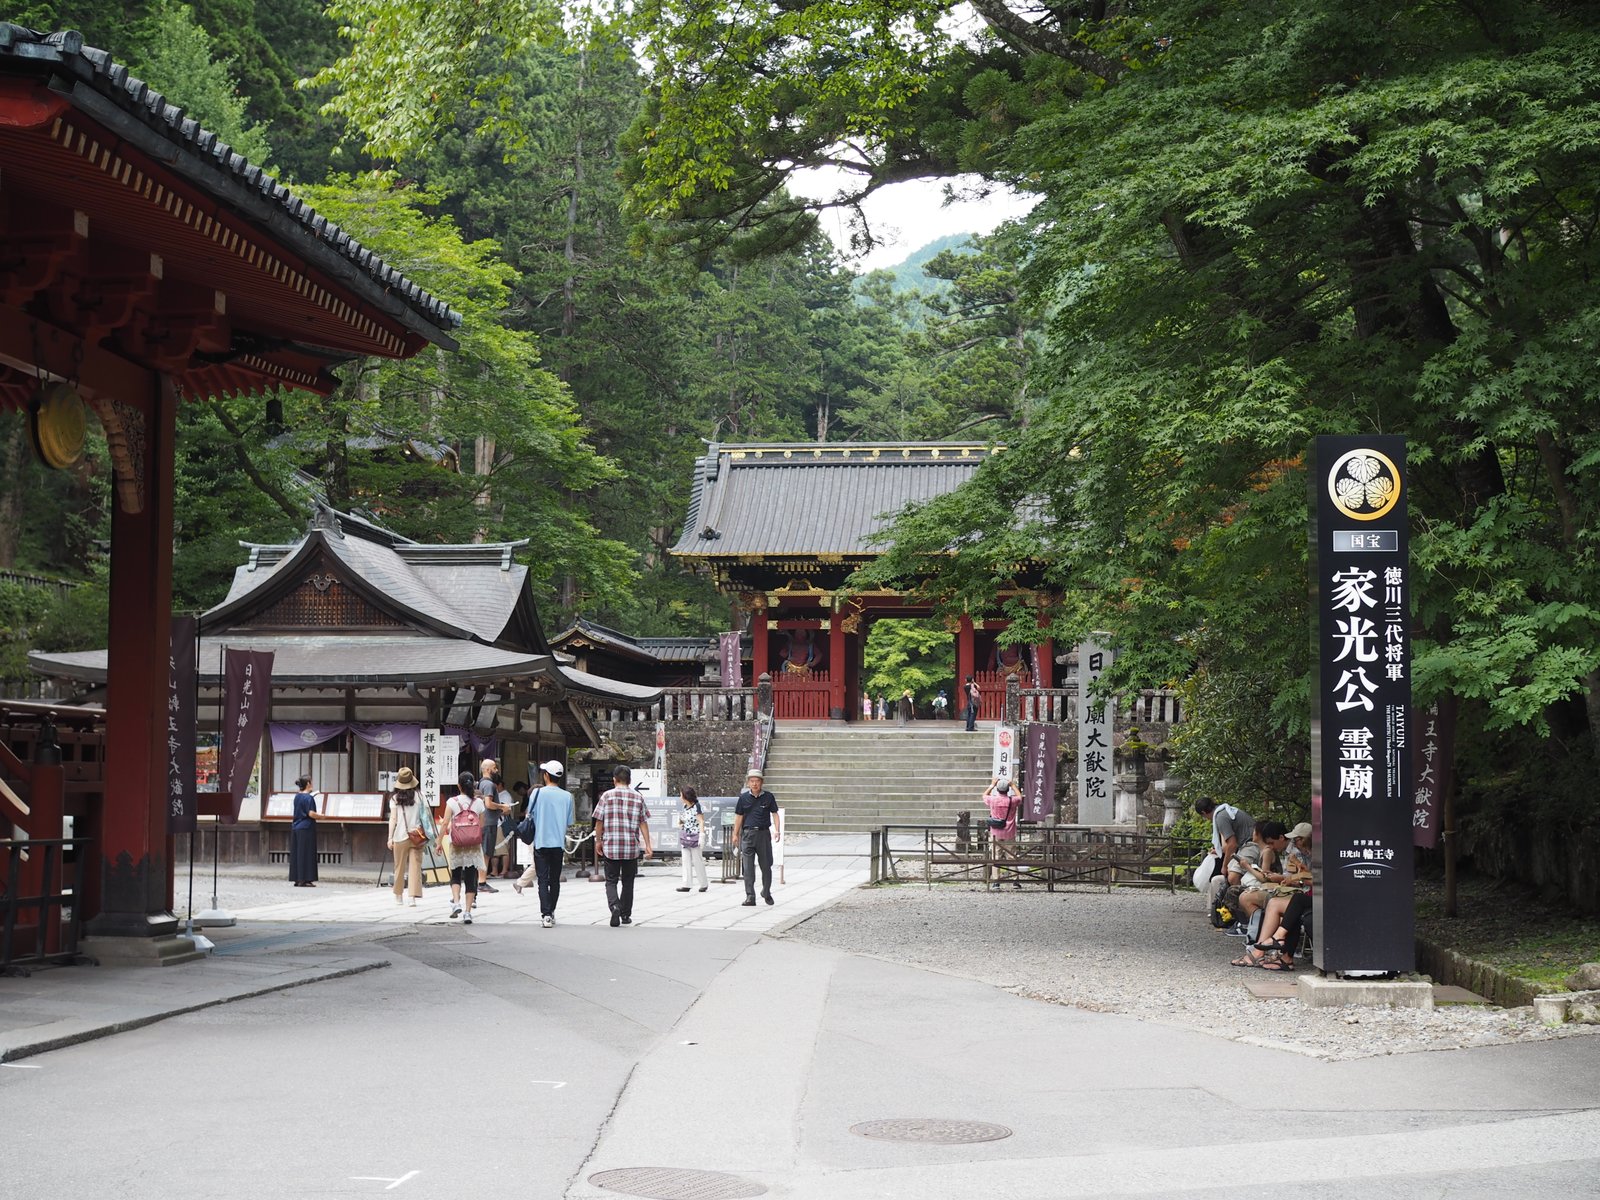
[{"x1": 0, "y1": 23, "x2": 461, "y2": 339}]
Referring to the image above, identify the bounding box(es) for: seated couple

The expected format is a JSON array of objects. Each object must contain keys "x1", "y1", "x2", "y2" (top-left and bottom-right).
[{"x1": 1231, "y1": 820, "x2": 1313, "y2": 971}]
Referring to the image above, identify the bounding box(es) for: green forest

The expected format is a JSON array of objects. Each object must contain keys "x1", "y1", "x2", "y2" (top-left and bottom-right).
[{"x1": 6, "y1": 0, "x2": 1600, "y2": 907}]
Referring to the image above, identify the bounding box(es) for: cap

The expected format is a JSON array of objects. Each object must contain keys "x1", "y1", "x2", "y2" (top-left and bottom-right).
[
  {"x1": 747, "y1": 766, "x2": 764, "y2": 779},
  {"x1": 394, "y1": 766, "x2": 418, "y2": 789},
  {"x1": 539, "y1": 760, "x2": 565, "y2": 778},
  {"x1": 1288, "y1": 822, "x2": 1312, "y2": 841}
]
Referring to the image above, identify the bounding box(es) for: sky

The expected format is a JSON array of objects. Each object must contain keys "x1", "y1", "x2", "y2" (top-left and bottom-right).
[{"x1": 792, "y1": 168, "x2": 1041, "y2": 273}]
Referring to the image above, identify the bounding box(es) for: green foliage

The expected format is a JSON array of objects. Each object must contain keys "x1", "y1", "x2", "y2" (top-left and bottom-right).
[
  {"x1": 863, "y1": 618, "x2": 954, "y2": 702},
  {"x1": 130, "y1": 1, "x2": 273, "y2": 163},
  {"x1": 0, "y1": 583, "x2": 56, "y2": 686}
]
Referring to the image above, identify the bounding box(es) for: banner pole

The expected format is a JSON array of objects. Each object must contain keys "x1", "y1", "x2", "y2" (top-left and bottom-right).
[{"x1": 195, "y1": 642, "x2": 236, "y2": 928}]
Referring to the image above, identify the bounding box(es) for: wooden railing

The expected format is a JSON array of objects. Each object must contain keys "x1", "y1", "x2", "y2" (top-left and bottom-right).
[
  {"x1": 772, "y1": 671, "x2": 831, "y2": 720},
  {"x1": 874, "y1": 823, "x2": 1209, "y2": 892}
]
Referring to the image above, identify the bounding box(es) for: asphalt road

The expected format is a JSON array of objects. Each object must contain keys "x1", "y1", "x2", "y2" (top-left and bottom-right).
[{"x1": 3, "y1": 920, "x2": 1599, "y2": 1199}]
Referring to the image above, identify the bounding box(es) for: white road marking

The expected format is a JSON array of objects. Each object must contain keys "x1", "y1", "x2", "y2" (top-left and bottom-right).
[
  {"x1": 1, "y1": 1063, "x2": 42, "y2": 1069},
  {"x1": 350, "y1": 1170, "x2": 419, "y2": 1190},
  {"x1": 526, "y1": 1080, "x2": 568, "y2": 1089}
]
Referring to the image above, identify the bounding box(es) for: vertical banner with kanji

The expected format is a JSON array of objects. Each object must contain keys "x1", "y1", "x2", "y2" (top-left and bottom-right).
[
  {"x1": 421, "y1": 728, "x2": 441, "y2": 804},
  {"x1": 991, "y1": 723, "x2": 1017, "y2": 783},
  {"x1": 1077, "y1": 639, "x2": 1114, "y2": 824},
  {"x1": 219, "y1": 648, "x2": 274, "y2": 823},
  {"x1": 1023, "y1": 723, "x2": 1059, "y2": 823},
  {"x1": 719, "y1": 631, "x2": 742, "y2": 688},
  {"x1": 166, "y1": 616, "x2": 197, "y2": 834},
  {"x1": 1410, "y1": 695, "x2": 1456, "y2": 849},
  {"x1": 1311, "y1": 434, "x2": 1413, "y2": 974}
]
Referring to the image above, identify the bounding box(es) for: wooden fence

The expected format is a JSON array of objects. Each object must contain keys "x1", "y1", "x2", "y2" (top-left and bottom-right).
[{"x1": 873, "y1": 823, "x2": 1209, "y2": 892}]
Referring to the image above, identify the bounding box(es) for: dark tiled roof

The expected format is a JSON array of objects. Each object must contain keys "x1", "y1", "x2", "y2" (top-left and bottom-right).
[
  {"x1": 551, "y1": 619, "x2": 746, "y2": 665},
  {"x1": 0, "y1": 24, "x2": 461, "y2": 339},
  {"x1": 671, "y1": 443, "x2": 1001, "y2": 559}
]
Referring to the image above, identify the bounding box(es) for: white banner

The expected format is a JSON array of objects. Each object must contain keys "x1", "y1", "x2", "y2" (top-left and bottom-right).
[
  {"x1": 421, "y1": 728, "x2": 441, "y2": 802},
  {"x1": 992, "y1": 724, "x2": 1018, "y2": 783},
  {"x1": 1077, "y1": 638, "x2": 1114, "y2": 823},
  {"x1": 439, "y1": 734, "x2": 461, "y2": 791}
]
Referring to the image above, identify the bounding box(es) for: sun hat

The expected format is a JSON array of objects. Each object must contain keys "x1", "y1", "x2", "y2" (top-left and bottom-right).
[{"x1": 394, "y1": 766, "x2": 418, "y2": 789}]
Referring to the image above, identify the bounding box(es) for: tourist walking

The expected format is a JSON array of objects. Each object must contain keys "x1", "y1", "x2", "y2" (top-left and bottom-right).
[
  {"x1": 593, "y1": 765, "x2": 652, "y2": 927},
  {"x1": 440, "y1": 771, "x2": 486, "y2": 924},
  {"x1": 289, "y1": 774, "x2": 321, "y2": 887},
  {"x1": 476, "y1": 757, "x2": 509, "y2": 890},
  {"x1": 675, "y1": 787, "x2": 709, "y2": 893},
  {"x1": 388, "y1": 766, "x2": 427, "y2": 906},
  {"x1": 734, "y1": 767, "x2": 779, "y2": 906},
  {"x1": 513, "y1": 760, "x2": 574, "y2": 927},
  {"x1": 862, "y1": 692, "x2": 873, "y2": 721},
  {"x1": 932, "y1": 688, "x2": 949, "y2": 719},
  {"x1": 898, "y1": 687, "x2": 914, "y2": 724},
  {"x1": 964, "y1": 674, "x2": 981, "y2": 731}
]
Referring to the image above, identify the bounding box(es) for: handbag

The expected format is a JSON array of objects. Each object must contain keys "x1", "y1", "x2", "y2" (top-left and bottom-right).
[
  {"x1": 515, "y1": 787, "x2": 542, "y2": 845},
  {"x1": 397, "y1": 800, "x2": 426, "y2": 846}
]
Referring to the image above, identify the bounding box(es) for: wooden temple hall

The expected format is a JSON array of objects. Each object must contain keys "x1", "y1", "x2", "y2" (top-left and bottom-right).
[
  {"x1": 0, "y1": 25, "x2": 639, "y2": 962},
  {"x1": 670, "y1": 442, "x2": 1055, "y2": 720}
]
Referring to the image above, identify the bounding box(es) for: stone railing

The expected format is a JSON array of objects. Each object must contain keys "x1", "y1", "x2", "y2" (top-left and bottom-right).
[
  {"x1": 1018, "y1": 687, "x2": 1182, "y2": 726},
  {"x1": 592, "y1": 687, "x2": 760, "y2": 724}
]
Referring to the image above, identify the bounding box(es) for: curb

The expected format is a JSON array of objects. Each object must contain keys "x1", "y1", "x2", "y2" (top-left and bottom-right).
[
  {"x1": 1415, "y1": 935, "x2": 1538, "y2": 1008},
  {"x1": 0, "y1": 958, "x2": 388, "y2": 1065}
]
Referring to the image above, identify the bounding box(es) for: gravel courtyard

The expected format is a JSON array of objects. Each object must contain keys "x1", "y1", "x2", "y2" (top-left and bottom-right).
[{"x1": 783, "y1": 882, "x2": 1600, "y2": 1060}]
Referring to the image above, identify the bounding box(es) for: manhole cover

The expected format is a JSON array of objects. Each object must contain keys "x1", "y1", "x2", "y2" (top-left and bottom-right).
[
  {"x1": 588, "y1": 1166, "x2": 767, "y2": 1199},
  {"x1": 849, "y1": 1118, "x2": 1013, "y2": 1144}
]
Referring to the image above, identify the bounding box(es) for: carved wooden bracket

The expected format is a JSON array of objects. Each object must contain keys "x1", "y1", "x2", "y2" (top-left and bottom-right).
[{"x1": 87, "y1": 395, "x2": 148, "y2": 514}]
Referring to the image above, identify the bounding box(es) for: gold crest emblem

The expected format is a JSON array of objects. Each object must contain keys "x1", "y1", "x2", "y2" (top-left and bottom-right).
[{"x1": 1327, "y1": 448, "x2": 1401, "y2": 521}]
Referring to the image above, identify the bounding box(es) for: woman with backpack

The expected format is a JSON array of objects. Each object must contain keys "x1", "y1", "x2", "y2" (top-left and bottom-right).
[{"x1": 439, "y1": 770, "x2": 487, "y2": 924}]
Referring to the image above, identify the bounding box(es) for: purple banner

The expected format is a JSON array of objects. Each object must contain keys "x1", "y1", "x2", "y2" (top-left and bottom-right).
[
  {"x1": 220, "y1": 648, "x2": 274, "y2": 822},
  {"x1": 719, "y1": 631, "x2": 742, "y2": 688},
  {"x1": 167, "y1": 616, "x2": 197, "y2": 834},
  {"x1": 270, "y1": 722, "x2": 349, "y2": 753},
  {"x1": 1410, "y1": 695, "x2": 1456, "y2": 849},
  {"x1": 1023, "y1": 723, "x2": 1059, "y2": 823}
]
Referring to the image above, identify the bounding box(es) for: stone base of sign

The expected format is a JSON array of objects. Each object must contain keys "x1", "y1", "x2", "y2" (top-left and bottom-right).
[
  {"x1": 193, "y1": 906, "x2": 237, "y2": 929},
  {"x1": 84, "y1": 933, "x2": 207, "y2": 968},
  {"x1": 1532, "y1": 990, "x2": 1600, "y2": 1025},
  {"x1": 1297, "y1": 974, "x2": 1434, "y2": 1011}
]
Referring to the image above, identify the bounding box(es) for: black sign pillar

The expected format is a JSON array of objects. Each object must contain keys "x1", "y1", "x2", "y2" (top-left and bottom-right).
[{"x1": 1310, "y1": 435, "x2": 1413, "y2": 974}]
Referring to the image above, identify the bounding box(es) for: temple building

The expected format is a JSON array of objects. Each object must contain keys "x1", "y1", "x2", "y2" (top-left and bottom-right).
[
  {"x1": 669, "y1": 441, "x2": 1053, "y2": 721},
  {"x1": 30, "y1": 504, "x2": 658, "y2": 862}
]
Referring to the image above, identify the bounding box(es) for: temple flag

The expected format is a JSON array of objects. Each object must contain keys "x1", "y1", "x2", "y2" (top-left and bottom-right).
[
  {"x1": 220, "y1": 648, "x2": 274, "y2": 822},
  {"x1": 166, "y1": 616, "x2": 198, "y2": 834},
  {"x1": 719, "y1": 631, "x2": 742, "y2": 687}
]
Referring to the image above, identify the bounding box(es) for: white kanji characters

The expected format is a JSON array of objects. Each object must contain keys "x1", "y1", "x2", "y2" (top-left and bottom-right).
[
  {"x1": 1333, "y1": 667, "x2": 1378, "y2": 711},
  {"x1": 1338, "y1": 727, "x2": 1374, "y2": 760},
  {"x1": 1330, "y1": 567, "x2": 1377, "y2": 613},
  {"x1": 1333, "y1": 616, "x2": 1379, "y2": 663},
  {"x1": 1339, "y1": 765, "x2": 1374, "y2": 799}
]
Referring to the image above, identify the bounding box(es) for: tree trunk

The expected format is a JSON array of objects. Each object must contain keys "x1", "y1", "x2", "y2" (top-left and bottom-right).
[{"x1": 0, "y1": 413, "x2": 28, "y2": 568}]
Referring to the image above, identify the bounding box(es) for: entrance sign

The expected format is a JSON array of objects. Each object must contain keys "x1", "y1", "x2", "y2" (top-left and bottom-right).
[
  {"x1": 1023, "y1": 723, "x2": 1059, "y2": 823},
  {"x1": 1311, "y1": 435, "x2": 1413, "y2": 974},
  {"x1": 991, "y1": 724, "x2": 1017, "y2": 782},
  {"x1": 421, "y1": 728, "x2": 441, "y2": 802},
  {"x1": 1077, "y1": 639, "x2": 1114, "y2": 824}
]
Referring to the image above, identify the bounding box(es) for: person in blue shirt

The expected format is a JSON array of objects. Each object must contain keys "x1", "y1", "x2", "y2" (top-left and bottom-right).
[
  {"x1": 513, "y1": 760, "x2": 574, "y2": 928},
  {"x1": 289, "y1": 774, "x2": 323, "y2": 887}
]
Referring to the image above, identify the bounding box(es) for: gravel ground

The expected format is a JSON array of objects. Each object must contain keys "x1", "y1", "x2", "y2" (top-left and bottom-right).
[{"x1": 783, "y1": 883, "x2": 1600, "y2": 1061}]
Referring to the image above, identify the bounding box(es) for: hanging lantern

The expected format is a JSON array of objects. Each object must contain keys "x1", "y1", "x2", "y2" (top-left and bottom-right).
[{"x1": 27, "y1": 381, "x2": 88, "y2": 469}]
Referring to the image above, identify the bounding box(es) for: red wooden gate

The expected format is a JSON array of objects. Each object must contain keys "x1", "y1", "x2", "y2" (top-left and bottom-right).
[{"x1": 773, "y1": 672, "x2": 832, "y2": 720}]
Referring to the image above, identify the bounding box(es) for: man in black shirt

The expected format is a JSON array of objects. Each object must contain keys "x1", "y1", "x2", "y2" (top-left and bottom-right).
[{"x1": 733, "y1": 767, "x2": 780, "y2": 906}]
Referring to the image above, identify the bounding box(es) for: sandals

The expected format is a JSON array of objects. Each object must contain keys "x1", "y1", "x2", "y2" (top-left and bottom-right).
[{"x1": 1231, "y1": 943, "x2": 1295, "y2": 970}]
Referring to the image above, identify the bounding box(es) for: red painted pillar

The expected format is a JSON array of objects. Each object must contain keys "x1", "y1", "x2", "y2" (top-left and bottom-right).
[
  {"x1": 90, "y1": 374, "x2": 179, "y2": 939},
  {"x1": 828, "y1": 608, "x2": 845, "y2": 719},
  {"x1": 956, "y1": 614, "x2": 975, "y2": 693},
  {"x1": 752, "y1": 602, "x2": 769, "y2": 686},
  {"x1": 1036, "y1": 610, "x2": 1054, "y2": 690}
]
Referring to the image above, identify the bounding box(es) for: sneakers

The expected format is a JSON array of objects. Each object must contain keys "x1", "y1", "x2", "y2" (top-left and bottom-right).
[
  {"x1": 394, "y1": 893, "x2": 404, "y2": 905},
  {"x1": 463, "y1": 913, "x2": 473, "y2": 925},
  {"x1": 698, "y1": 887, "x2": 708, "y2": 892},
  {"x1": 512, "y1": 881, "x2": 524, "y2": 895},
  {"x1": 675, "y1": 887, "x2": 690, "y2": 892},
  {"x1": 541, "y1": 915, "x2": 554, "y2": 928},
  {"x1": 620, "y1": 916, "x2": 632, "y2": 925},
  {"x1": 762, "y1": 893, "x2": 774, "y2": 906},
  {"x1": 478, "y1": 883, "x2": 497, "y2": 893},
  {"x1": 741, "y1": 898, "x2": 756, "y2": 907},
  {"x1": 450, "y1": 904, "x2": 463, "y2": 919},
  {"x1": 609, "y1": 907, "x2": 620, "y2": 928},
  {"x1": 407, "y1": 897, "x2": 418, "y2": 907}
]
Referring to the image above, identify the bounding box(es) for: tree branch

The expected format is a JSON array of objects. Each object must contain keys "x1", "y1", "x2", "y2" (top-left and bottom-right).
[
  {"x1": 209, "y1": 403, "x2": 303, "y2": 522},
  {"x1": 968, "y1": 0, "x2": 1124, "y2": 81}
]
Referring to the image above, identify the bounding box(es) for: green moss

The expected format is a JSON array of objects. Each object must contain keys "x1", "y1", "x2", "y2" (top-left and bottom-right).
[{"x1": 1415, "y1": 871, "x2": 1600, "y2": 993}]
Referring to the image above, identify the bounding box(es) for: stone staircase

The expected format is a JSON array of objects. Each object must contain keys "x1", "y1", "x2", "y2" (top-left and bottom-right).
[{"x1": 762, "y1": 722, "x2": 996, "y2": 833}]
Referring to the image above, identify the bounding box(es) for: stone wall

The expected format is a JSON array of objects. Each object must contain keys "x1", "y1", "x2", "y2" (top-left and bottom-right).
[
  {"x1": 584, "y1": 720, "x2": 754, "y2": 799},
  {"x1": 1053, "y1": 716, "x2": 1176, "y2": 828}
]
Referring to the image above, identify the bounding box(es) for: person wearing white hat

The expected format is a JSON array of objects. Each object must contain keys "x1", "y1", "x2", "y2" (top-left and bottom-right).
[
  {"x1": 733, "y1": 767, "x2": 779, "y2": 906},
  {"x1": 513, "y1": 760, "x2": 573, "y2": 927}
]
